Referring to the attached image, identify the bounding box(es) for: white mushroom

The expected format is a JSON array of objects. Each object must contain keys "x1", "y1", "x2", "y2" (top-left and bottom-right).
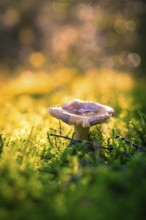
[{"x1": 48, "y1": 99, "x2": 115, "y2": 140}]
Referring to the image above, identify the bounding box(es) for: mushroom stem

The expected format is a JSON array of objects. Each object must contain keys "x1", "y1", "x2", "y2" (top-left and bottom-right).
[{"x1": 74, "y1": 125, "x2": 90, "y2": 140}]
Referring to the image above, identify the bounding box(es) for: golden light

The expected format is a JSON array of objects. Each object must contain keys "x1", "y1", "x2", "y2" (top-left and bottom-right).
[{"x1": 29, "y1": 52, "x2": 46, "y2": 68}]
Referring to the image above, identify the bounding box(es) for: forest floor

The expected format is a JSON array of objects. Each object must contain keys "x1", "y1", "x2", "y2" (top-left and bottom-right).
[{"x1": 0, "y1": 67, "x2": 146, "y2": 220}]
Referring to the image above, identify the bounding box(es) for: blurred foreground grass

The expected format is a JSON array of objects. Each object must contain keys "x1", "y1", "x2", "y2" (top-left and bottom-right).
[{"x1": 0, "y1": 68, "x2": 146, "y2": 220}]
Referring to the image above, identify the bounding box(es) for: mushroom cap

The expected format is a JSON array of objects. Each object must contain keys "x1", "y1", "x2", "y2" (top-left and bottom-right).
[{"x1": 48, "y1": 99, "x2": 115, "y2": 128}]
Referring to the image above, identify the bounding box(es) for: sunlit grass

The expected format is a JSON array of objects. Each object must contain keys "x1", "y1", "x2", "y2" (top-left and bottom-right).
[
  {"x1": 0, "y1": 67, "x2": 135, "y2": 138},
  {"x1": 0, "y1": 67, "x2": 146, "y2": 220}
]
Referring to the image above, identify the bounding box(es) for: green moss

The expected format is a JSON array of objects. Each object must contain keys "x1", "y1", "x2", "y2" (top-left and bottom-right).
[{"x1": 0, "y1": 69, "x2": 146, "y2": 220}]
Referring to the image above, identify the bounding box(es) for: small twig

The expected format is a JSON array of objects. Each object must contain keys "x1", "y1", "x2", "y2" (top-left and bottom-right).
[
  {"x1": 49, "y1": 133, "x2": 81, "y2": 144},
  {"x1": 115, "y1": 134, "x2": 146, "y2": 152},
  {"x1": 99, "y1": 146, "x2": 113, "y2": 151},
  {"x1": 101, "y1": 145, "x2": 114, "y2": 151},
  {"x1": 49, "y1": 133, "x2": 114, "y2": 151}
]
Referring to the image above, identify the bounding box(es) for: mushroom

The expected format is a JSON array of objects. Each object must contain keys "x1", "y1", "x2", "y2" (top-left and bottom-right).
[{"x1": 48, "y1": 99, "x2": 115, "y2": 140}]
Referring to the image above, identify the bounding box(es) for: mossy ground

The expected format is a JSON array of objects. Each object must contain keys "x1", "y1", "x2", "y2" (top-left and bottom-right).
[{"x1": 0, "y1": 68, "x2": 146, "y2": 220}]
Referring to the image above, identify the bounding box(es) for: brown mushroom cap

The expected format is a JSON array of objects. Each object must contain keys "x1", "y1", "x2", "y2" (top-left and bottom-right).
[{"x1": 48, "y1": 99, "x2": 115, "y2": 128}]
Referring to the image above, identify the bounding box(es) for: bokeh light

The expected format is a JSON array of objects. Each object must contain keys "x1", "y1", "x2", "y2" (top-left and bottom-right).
[{"x1": 0, "y1": 0, "x2": 145, "y2": 72}]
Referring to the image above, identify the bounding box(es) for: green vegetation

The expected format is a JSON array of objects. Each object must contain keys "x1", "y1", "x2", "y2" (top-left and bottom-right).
[
  {"x1": 1, "y1": 1, "x2": 146, "y2": 219},
  {"x1": 0, "y1": 68, "x2": 146, "y2": 220}
]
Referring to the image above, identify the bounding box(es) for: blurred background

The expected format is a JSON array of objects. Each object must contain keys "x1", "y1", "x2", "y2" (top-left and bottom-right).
[{"x1": 0, "y1": 0, "x2": 146, "y2": 76}]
